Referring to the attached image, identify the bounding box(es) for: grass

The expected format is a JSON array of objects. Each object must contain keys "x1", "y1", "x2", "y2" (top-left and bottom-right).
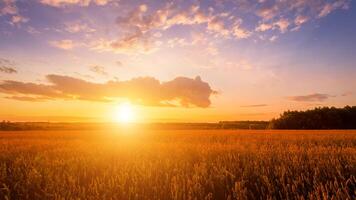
[{"x1": 0, "y1": 129, "x2": 355, "y2": 199}]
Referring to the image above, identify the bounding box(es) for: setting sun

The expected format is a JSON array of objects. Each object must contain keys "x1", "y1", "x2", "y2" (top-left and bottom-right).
[{"x1": 115, "y1": 102, "x2": 135, "y2": 123}]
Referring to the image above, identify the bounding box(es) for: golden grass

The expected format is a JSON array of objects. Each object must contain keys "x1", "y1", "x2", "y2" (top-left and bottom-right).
[{"x1": 0, "y1": 130, "x2": 355, "y2": 200}]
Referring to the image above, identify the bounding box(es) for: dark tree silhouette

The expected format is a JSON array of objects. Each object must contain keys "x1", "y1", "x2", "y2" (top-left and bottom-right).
[{"x1": 270, "y1": 106, "x2": 356, "y2": 129}]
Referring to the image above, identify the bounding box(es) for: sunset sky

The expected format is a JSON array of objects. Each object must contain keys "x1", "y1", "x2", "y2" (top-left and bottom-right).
[{"x1": 0, "y1": 0, "x2": 355, "y2": 122}]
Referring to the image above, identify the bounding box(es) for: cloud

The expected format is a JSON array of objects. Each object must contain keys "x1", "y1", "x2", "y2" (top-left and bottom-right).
[
  {"x1": 0, "y1": 74, "x2": 216, "y2": 107},
  {"x1": 56, "y1": 0, "x2": 350, "y2": 53},
  {"x1": 269, "y1": 35, "x2": 278, "y2": 42},
  {"x1": 253, "y1": 0, "x2": 349, "y2": 34},
  {"x1": 0, "y1": 0, "x2": 18, "y2": 16},
  {"x1": 0, "y1": 0, "x2": 28, "y2": 25},
  {"x1": 10, "y1": 15, "x2": 29, "y2": 25},
  {"x1": 64, "y1": 21, "x2": 95, "y2": 33},
  {"x1": 39, "y1": 0, "x2": 111, "y2": 7},
  {"x1": 240, "y1": 104, "x2": 268, "y2": 108},
  {"x1": 287, "y1": 93, "x2": 332, "y2": 102},
  {"x1": 273, "y1": 18, "x2": 290, "y2": 33},
  {"x1": 256, "y1": 5, "x2": 279, "y2": 21},
  {"x1": 90, "y1": 35, "x2": 157, "y2": 54},
  {"x1": 255, "y1": 23, "x2": 273, "y2": 32},
  {"x1": 26, "y1": 26, "x2": 41, "y2": 34},
  {"x1": 0, "y1": 80, "x2": 66, "y2": 98},
  {"x1": 232, "y1": 22, "x2": 251, "y2": 39},
  {"x1": 49, "y1": 40, "x2": 75, "y2": 50},
  {"x1": 89, "y1": 65, "x2": 107, "y2": 76},
  {"x1": 255, "y1": 18, "x2": 290, "y2": 33},
  {"x1": 167, "y1": 37, "x2": 188, "y2": 48},
  {"x1": 294, "y1": 15, "x2": 309, "y2": 26},
  {"x1": 0, "y1": 66, "x2": 17, "y2": 74},
  {"x1": 93, "y1": 3, "x2": 251, "y2": 54},
  {"x1": 318, "y1": 1, "x2": 349, "y2": 18},
  {"x1": 2, "y1": 0, "x2": 350, "y2": 49},
  {"x1": 0, "y1": 58, "x2": 17, "y2": 74}
]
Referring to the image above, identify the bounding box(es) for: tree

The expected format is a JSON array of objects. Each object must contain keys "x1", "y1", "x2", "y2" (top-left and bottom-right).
[{"x1": 270, "y1": 106, "x2": 356, "y2": 129}]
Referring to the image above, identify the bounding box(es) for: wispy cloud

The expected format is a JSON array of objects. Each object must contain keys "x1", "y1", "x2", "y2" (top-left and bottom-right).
[
  {"x1": 0, "y1": 74, "x2": 216, "y2": 107},
  {"x1": 64, "y1": 21, "x2": 95, "y2": 33},
  {"x1": 90, "y1": 36, "x2": 157, "y2": 55},
  {"x1": 318, "y1": 1, "x2": 349, "y2": 18},
  {"x1": 1, "y1": 0, "x2": 346, "y2": 54},
  {"x1": 0, "y1": 66, "x2": 17, "y2": 74},
  {"x1": 287, "y1": 93, "x2": 333, "y2": 102},
  {"x1": 39, "y1": 0, "x2": 111, "y2": 7},
  {"x1": 256, "y1": 19, "x2": 290, "y2": 33},
  {"x1": 91, "y1": 3, "x2": 251, "y2": 54},
  {"x1": 0, "y1": 0, "x2": 18, "y2": 16},
  {"x1": 85, "y1": 0, "x2": 349, "y2": 54},
  {"x1": 0, "y1": 58, "x2": 17, "y2": 74},
  {"x1": 240, "y1": 104, "x2": 268, "y2": 108},
  {"x1": 89, "y1": 65, "x2": 107, "y2": 76},
  {"x1": 10, "y1": 15, "x2": 29, "y2": 25},
  {"x1": 254, "y1": 0, "x2": 349, "y2": 34},
  {"x1": 49, "y1": 39, "x2": 75, "y2": 50},
  {"x1": 294, "y1": 15, "x2": 309, "y2": 26}
]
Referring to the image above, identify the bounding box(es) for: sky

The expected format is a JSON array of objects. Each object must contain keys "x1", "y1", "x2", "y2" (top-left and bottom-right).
[{"x1": 0, "y1": 0, "x2": 355, "y2": 123}]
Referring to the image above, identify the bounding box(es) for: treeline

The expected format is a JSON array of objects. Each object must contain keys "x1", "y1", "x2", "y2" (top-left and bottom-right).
[
  {"x1": 0, "y1": 121, "x2": 270, "y2": 131},
  {"x1": 218, "y1": 121, "x2": 268, "y2": 129},
  {"x1": 270, "y1": 106, "x2": 356, "y2": 129},
  {"x1": 0, "y1": 121, "x2": 29, "y2": 131},
  {"x1": 0, "y1": 121, "x2": 114, "y2": 131},
  {"x1": 0, "y1": 121, "x2": 52, "y2": 131}
]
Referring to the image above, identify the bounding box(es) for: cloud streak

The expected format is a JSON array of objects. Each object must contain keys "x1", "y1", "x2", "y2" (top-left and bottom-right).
[
  {"x1": 0, "y1": 74, "x2": 216, "y2": 107},
  {"x1": 287, "y1": 93, "x2": 332, "y2": 102},
  {"x1": 240, "y1": 104, "x2": 268, "y2": 108}
]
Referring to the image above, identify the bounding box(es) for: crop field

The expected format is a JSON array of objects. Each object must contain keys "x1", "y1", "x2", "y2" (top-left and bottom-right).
[{"x1": 0, "y1": 129, "x2": 355, "y2": 200}]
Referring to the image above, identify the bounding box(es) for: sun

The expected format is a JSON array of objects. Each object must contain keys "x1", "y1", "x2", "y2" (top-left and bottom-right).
[{"x1": 115, "y1": 102, "x2": 135, "y2": 123}]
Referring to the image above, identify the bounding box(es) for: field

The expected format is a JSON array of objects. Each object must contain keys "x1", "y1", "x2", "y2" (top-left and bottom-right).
[{"x1": 0, "y1": 129, "x2": 355, "y2": 200}]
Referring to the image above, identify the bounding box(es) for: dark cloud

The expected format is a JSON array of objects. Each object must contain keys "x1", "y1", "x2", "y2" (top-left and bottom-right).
[
  {"x1": 0, "y1": 74, "x2": 216, "y2": 107},
  {"x1": 240, "y1": 104, "x2": 268, "y2": 108},
  {"x1": 287, "y1": 93, "x2": 332, "y2": 102},
  {"x1": 0, "y1": 66, "x2": 17, "y2": 74},
  {"x1": 0, "y1": 58, "x2": 17, "y2": 74}
]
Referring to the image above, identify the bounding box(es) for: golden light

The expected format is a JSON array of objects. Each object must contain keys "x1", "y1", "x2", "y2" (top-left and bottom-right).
[{"x1": 115, "y1": 102, "x2": 135, "y2": 123}]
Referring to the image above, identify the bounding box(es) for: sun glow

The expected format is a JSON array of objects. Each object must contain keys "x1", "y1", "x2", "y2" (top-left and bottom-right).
[{"x1": 115, "y1": 102, "x2": 135, "y2": 123}]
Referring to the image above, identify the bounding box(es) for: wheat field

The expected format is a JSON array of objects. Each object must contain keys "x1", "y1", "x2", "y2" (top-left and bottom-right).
[{"x1": 0, "y1": 129, "x2": 355, "y2": 200}]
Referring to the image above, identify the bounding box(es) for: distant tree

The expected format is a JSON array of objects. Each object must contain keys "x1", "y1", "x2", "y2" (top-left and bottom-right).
[{"x1": 269, "y1": 106, "x2": 356, "y2": 129}]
